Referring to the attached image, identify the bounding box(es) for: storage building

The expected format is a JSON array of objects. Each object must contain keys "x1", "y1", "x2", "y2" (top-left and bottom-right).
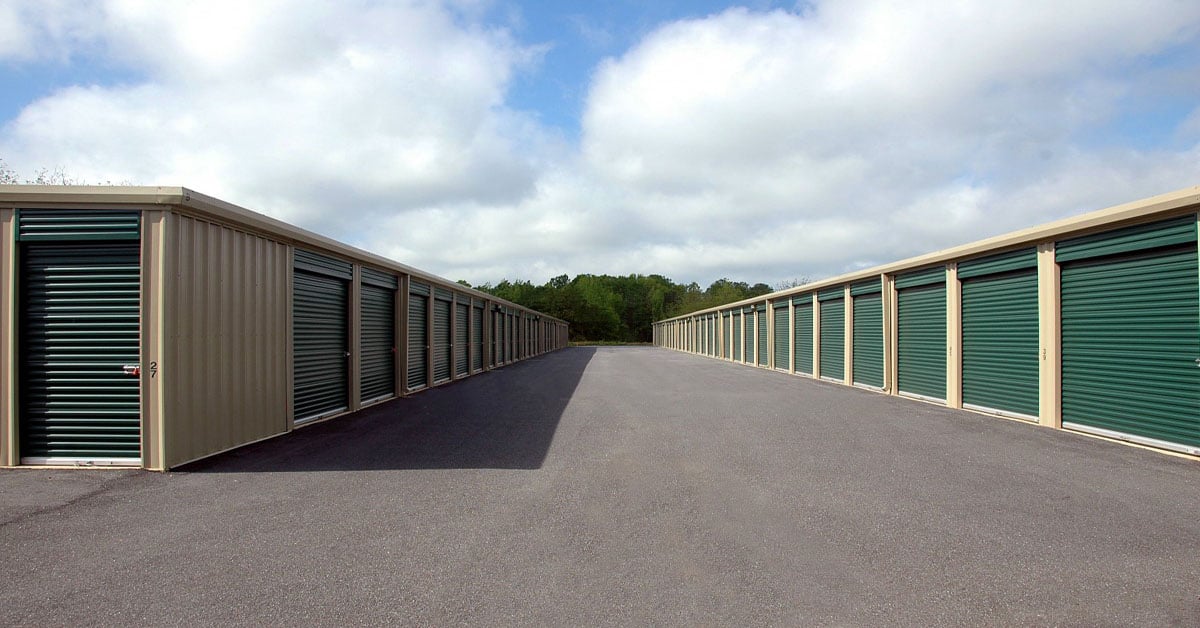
[{"x1": 0, "y1": 186, "x2": 568, "y2": 470}]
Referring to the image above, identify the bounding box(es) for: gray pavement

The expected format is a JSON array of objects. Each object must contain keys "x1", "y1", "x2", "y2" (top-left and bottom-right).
[{"x1": 1, "y1": 346, "x2": 1198, "y2": 626}]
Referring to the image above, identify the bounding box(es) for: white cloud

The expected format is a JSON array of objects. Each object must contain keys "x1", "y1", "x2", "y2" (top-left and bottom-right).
[
  {"x1": 0, "y1": 0, "x2": 550, "y2": 240},
  {"x1": 1, "y1": 1, "x2": 1199, "y2": 288},
  {"x1": 576, "y1": 2, "x2": 1200, "y2": 283}
]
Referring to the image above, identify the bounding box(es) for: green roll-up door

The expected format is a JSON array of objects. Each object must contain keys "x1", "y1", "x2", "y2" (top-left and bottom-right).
[
  {"x1": 472, "y1": 305, "x2": 484, "y2": 371},
  {"x1": 897, "y1": 269, "x2": 946, "y2": 401},
  {"x1": 490, "y1": 310, "x2": 499, "y2": 366},
  {"x1": 819, "y1": 296, "x2": 845, "y2": 381},
  {"x1": 407, "y1": 284, "x2": 429, "y2": 390},
  {"x1": 732, "y1": 314, "x2": 742, "y2": 361},
  {"x1": 773, "y1": 304, "x2": 789, "y2": 370},
  {"x1": 742, "y1": 311, "x2": 755, "y2": 364},
  {"x1": 455, "y1": 302, "x2": 469, "y2": 377},
  {"x1": 960, "y1": 249, "x2": 1038, "y2": 417},
  {"x1": 757, "y1": 306, "x2": 768, "y2": 366},
  {"x1": 794, "y1": 298, "x2": 813, "y2": 375},
  {"x1": 1059, "y1": 219, "x2": 1199, "y2": 453},
  {"x1": 852, "y1": 293, "x2": 883, "y2": 388},
  {"x1": 293, "y1": 267, "x2": 350, "y2": 422},
  {"x1": 723, "y1": 313, "x2": 732, "y2": 358},
  {"x1": 359, "y1": 283, "x2": 395, "y2": 403},
  {"x1": 433, "y1": 296, "x2": 452, "y2": 382},
  {"x1": 19, "y1": 240, "x2": 142, "y2": 461}
]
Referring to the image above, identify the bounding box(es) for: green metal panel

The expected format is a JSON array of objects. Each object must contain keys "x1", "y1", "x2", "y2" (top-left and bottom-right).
[
  {"x1": 742, "y1": 312, "x2": 755, "y2": 364},
  {"x1": 732, "y1": 314, "x2": 742, "y2": 361},
  {"x1": 1061, "y1": 245, "x2": 1200, "y2": 449},
  {"x1": 757, "y1": 306, "x2": 768, "y2": 366},
  {"x1": 820, "y1": 298, "x2": 845, "y2": 380},
  {"x1": 961, "y1": 270, "x2": 1038, "y2": 417},
  {"x1": 897, "y1": 283, "x2": 946, "y2": 400},
  {"x1": 19, "y1": 242, "x2": 141, "y2": 460},
  {"x1": 407, "y1": 291, "x2": 428, "y2": 389},
  {"x1": 852, "y1": 293, "x2": 884, "y2": 388},
  {"x1": 957, "y1": 248, "x2": 1036, "y2": 280},
  {"x1": 1056, "y1": 216, "x2": 1195, "y2": 263},
  {"x1": 723, "y1": 313, "x2": 732, "y2": 357},
  {"x1": 455, "y1": 302, "x2": 469, "y2": 377},
  {"x1": 361, "y1": 267, "x2": 398, "y2": 289},
  {"x1": 818, "y1": 287, "x2": 844, "y2": 301},
  {"x1": 773, "y1": 304, "x2": 789, "y2": 370},
  {"x1": 294, "y1": 249, "x2": 353, "y2": 280},
  {"x1": 17, "y1": 209, "x2": 140, "y2": 241},
  {"x1": 433, "y1": 298, "x2": 452, "y2": 382},
  {"x1": 794, "y1": 300, "x2": 813, "y2": 374},
  {"x1": 293, "y1": 269, "x2": 349, "y2": 421},
  {"x1": 895, "y1": 266, "x2": 945, "y2": 290},
  {"x1": 850, "y1": 278, "x2": 882, "y2": 296},
  {"x1": 359, "y1": 283, "x2": 395, "y2": 402},
  {"x1": 472, "y1": 305, "x2": 484, "y2": 371}
]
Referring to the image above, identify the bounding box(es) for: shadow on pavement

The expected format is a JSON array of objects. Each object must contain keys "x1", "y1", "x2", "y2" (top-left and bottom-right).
[{"x1": 180, "y1": 347, "x2": 595, "y2": 473}]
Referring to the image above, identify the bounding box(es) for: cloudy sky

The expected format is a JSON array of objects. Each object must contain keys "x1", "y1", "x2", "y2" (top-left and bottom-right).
[{"x1": 1, "y1": 1, "x2": 1198, "y2": 287}]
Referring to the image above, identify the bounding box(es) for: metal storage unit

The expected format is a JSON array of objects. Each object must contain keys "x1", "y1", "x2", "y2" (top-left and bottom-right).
[
  {"x1": 292, "y1": 249, "x2": 351, "y2": 423},
  {"x1": 360, "y1": 268, "x2": 397, "y2": 404},
  {"x1": 896, "y1": 267, "x2": 946, "y2": 401},
  {"x1": 17, "y1": 210, "x2": 142, "y2": 464},
  {"x1": 773, "y1": 302, "x2": 789, "y2": 371},
  {"x1": 756, "y1": 304, "x2": 768, "y2": 366},
  {"x1": 471, "y1": 303, "x2": 484, "y2": 372},
  {"x1": 959, "y1": 249, "x2": 1038, "y2": 418},
  {"x1": 793, "y1": 296, "x2": 813, "y2": 375},
  {"x1": 818, "y1": 288, "x2": 845, "y2": 382},
  {"x1": 851, "y1": 279, "x2": 884, "y2": 389},
  {"x1": 732, "y1": 312, "x2": 742, "y2": 361},
  {"x1": 1058, "y1": 217, "x2": 1200, "y2": 453},
  {"x1": 742, "y1": 308, "x2": 755, "y2": 364},
  {"x1": 454, "y1": 300, "x2": 469, "y2": 378},
  {"x1": 723, "y1": 311, "x2": 733, "y2": 358},
  {"x1": 433, "y1": 289, "x2": 453, "y2": 383},
  {"x1": 408, "y1": 282, "x2": 430, "y2": 390}
]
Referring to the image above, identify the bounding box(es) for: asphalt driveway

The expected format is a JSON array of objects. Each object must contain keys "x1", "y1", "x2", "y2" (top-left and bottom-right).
[{"x1": 1, "y1": 346, "x2": 1197, "y2": 626}]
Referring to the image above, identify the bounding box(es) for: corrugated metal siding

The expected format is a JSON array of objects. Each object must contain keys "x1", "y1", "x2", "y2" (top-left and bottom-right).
[
  {"x1": 360, "y1": 283, "x2": 395, "y2": 403},
  {"x1": 1056, "y1": 216, "x2": 1195, "y2": 263},
  {"x1": 852, "y1": 293, "x2": 883, "y2": 388},
  {"x1": 961, "y1": 270, "x2": 1038, "y2": 417},
  {"x1": 407, "y1": 290, "x2": 428, "y2": 389},
  {"x1": 850, "y1": 278, "x2": 882, "y2": 296},
  {"x1": 1061, "y1": 245, "x2": 1200, "y2": 449},
  {"x1": 773, "y1": 304, "x2": 789, "y2": 370},
  {"x1": 19, "y1": 242, "x2": 141, "y2": 460},
  {"x1": 455, "y1": 302, "x2": 469, "y2": 377},
  {"x1": 957, "y1": 248, "x2": 1037, "y2": 279},
  {"x1": 294, "y1": 249, "x2": 352, "y2": 280},
  {"x1": 361, "y1": 267, "x2": 398, "y2": 289},
  {"x1": 794, "y1": 300, "x2": 813, "y2": 375},
  {"x1": 162, "y1": 215, "x2": 288, "y2": 468},
  {"x1": 895, "y1": 266, "x2": 944, "y2": 290},
  {"x1": 897, "y1": 283, "x2": 946, "y2": 400},
  {"x1": 293, "y1": 269, "x2": 348, "y2": 421},
  {"x1": 757, "y1": 306, "x2": 768, "y2": 366},
  {"x1": 433, "y1": 298, "x2": 452, "y2": 382},
  {"x1": 17, "y1": 209, "x2": 140, "y2": 241},
  {"x1": 723, "y1": 313, "x2": 732, "y2": 357},
  {"x1": 472, "y1": 305, "x2": 484, "y2": 371},
  {"x1": 743, "y1": 311, "x2": 755, "y2": 364},
  {"x1": 820, "y1": 298, "x2": 845, "y2": 380},
  {"x1": 729, "y1": 317, "x2": 739, "y2": 360}
]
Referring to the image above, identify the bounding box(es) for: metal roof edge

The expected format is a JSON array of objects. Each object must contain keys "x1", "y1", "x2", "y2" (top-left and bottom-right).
[
  {"x1": 655, "y1": 184, "x2": 1200, "y2": 323},
  {"x1": 0, "y1": 185, "x2": 566, "y2": 324}
]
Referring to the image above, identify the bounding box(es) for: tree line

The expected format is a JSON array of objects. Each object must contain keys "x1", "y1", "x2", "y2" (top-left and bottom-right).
[{"x1": 468, "y1": 274, "x2": 797, "y2": 343}]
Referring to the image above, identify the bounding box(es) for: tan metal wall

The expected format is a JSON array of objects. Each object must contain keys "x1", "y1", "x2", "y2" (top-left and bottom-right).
[
  {"x1": 0, "y1": 209, "x2": 13, "y2": 466},
  {"x1": 161, "y1": 212, "x2": 290, "y2": 469}
]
